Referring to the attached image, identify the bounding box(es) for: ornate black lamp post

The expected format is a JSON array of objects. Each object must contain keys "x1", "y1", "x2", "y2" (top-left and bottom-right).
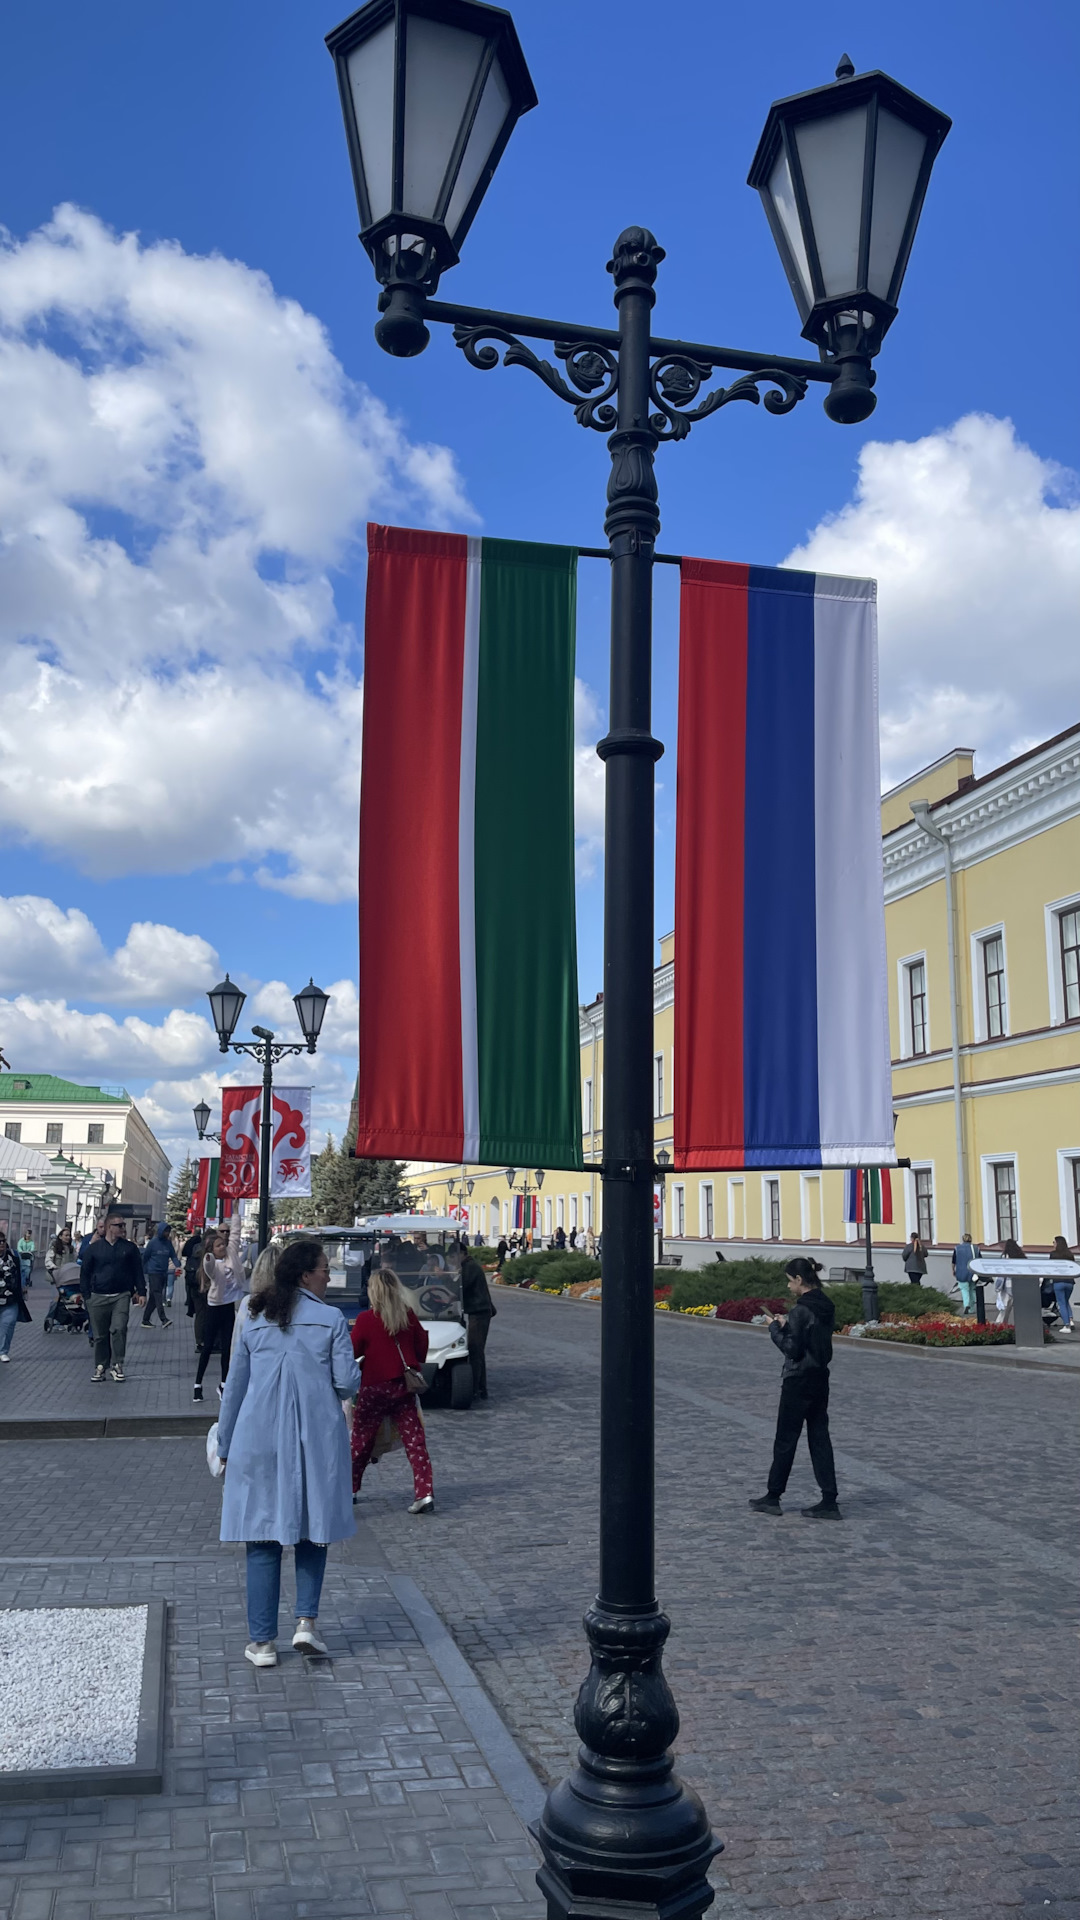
[
  {"x1": 207, "y1": 974, "x2": 330, "y2": 1253},
  {"x1": 655, "y1": 1146, "x2": 671, "y2": 1266},
  {"x1": 192, "y1": 1101, "x2": 221, "y2": 1145},
  {"x1": 505, "y1": 1165, "x2": 543, "y2": 1246},
  {"x1": 325, "y1": 10, "x2": 949, "y2": 1919}
]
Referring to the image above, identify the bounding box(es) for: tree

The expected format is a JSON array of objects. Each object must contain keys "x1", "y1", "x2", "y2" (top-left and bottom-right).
[
  {"x1": 270, "y1": 1136, "x2": 409, "y2": 1229},
  {"x1": 167, "y1": 1155, "x2": 197, "y2": 1236}
]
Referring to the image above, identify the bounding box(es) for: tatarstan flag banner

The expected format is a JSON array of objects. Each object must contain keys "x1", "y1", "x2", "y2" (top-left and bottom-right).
[
  {"x1": 356, "y1": 525, "x2": 583, "y2": 1169},
  {"x1": 674, "y1": 560, "x2": 894, "y2": 1170}
]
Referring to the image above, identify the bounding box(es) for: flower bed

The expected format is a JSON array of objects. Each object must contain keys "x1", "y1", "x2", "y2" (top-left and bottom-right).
[{"x1": 859, "y1": 1316, "x2": 1016, "y2": 1347}]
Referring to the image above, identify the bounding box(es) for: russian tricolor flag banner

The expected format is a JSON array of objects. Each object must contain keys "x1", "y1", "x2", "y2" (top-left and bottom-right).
[
  {"x1": 674, "y1": 560, "x2": 894, "y2": 1171},
  {"x1": 356, "y1": 526, "x2": 583, "y2": 1170}
]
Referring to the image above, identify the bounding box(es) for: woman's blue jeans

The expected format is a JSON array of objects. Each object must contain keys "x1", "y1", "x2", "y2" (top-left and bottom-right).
[
  {"x1": 1053, "y1": 1281, "x2": 1074, "y2": 1328},
  {"x1": 0, "y1": 1304, "x2": 18, "y2": 1357},
  {"x1": 245, "y1": 1541, "x2": 328, "y2": 1643}
]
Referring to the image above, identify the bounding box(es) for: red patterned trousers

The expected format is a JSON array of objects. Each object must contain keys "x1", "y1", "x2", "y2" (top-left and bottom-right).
[{"x1": 351, "y1": 1381, "x2": 433, "y2": 1499}]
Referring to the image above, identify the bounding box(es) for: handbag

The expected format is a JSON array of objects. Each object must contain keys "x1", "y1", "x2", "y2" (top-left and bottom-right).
[{"x1": 394, "y1": 1337, "x2": 428, "y2": 1395}]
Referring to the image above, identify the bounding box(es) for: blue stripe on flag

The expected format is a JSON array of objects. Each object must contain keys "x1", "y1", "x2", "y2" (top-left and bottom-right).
[{"x1": 743, "y1": 567, "x2": 821, "y2": 1166}]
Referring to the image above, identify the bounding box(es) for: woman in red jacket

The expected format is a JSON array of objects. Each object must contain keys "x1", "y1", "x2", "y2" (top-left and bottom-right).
[{"x1": 350, "y1": 1269, "x2": 434, "y2": 1513}]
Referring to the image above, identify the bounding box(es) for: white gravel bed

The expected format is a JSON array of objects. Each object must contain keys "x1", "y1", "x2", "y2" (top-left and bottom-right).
[{"x1": 0, "y1": 1605, "x2": 147, "y2": 1771}]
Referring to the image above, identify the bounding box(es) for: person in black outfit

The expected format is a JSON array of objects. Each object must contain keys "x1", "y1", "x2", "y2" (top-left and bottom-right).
[
  {"x1": 458, "y1": 1247, "x2": 496, "y2": 1399},
  {"x1": 81, "y1": 1216, "x2": 146, "y2": 1382},
  {"x1": 750, "y1": 1255, "x2": 840, "y2": 1520}
]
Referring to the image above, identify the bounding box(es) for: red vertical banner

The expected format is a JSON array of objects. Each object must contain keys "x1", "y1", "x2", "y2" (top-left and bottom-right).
[
  {"x1": 220, "y1": 1087, "x2": 262, "y2": 1202},
  {"x1": 187, "y1": 1158, "x2": 210, "y2": 1230}
]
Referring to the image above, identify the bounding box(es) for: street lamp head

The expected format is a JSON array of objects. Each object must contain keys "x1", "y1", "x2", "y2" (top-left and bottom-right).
[
  {"x1": 208, "y1": 975, "x2": 246, "y2": 1053},
  {"x1": 293, "y1": 978, "x2": 330, "y2": 1053},
  {"x1": 193, "y1": 1101, "x2": 211, "y2": 1140},
  {"x1": 326, "y1": 0, "x2": 537, "y2": 356},
  {"x1": 656, "y1": 1147, "x2": 671, "y2": 1169},
  {"x1": 534, "y1": 1169, "x2": 544, "y2": 1188},
  {"x1": 749, "y1": 56, "x2": 950, "y2": 421},
  {"x1": 505, "y1": 1166, "x2": 516, "y2": 1187}
]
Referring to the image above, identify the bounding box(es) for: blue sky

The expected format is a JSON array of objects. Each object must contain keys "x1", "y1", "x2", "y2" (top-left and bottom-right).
[{"x1": 0, "y1": 0, "x2": 1076, "y2": 1166}]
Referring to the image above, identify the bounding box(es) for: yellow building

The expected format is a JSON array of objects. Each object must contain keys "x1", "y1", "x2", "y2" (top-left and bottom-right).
[{"x1": 408, "y1": 724, "x2": 1080, "y2": 1281}]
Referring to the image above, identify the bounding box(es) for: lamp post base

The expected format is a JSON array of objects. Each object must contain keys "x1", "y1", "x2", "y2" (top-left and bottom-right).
[
  {"x1": 532, "y1": 1607, "x2": 720, "y2": 1920},
  {"x1": 860, "y1": 1273, "x2": 880, "y2": 1324}
]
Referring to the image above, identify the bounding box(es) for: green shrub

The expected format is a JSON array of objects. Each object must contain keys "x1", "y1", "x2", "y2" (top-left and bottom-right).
[
  {"x1": 667, "y1": 1262, "x2": 955, "y2": 1323},
  {"x1": 533, "y1": 1255, "x2": 601, "y2": 1292}
]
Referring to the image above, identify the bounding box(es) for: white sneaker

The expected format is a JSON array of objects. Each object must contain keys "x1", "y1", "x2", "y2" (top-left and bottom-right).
[
  {"x1": 292, "y1": 1619, "x2": 328, "y2": 1655},
  {"x1": 244, "y1": 1641, "x2": 278, "y2": 1668},
  {"x1": 0, "y1": 1353, "x2": 9, "y2": 1363},
  {"x1": 408, "y1": 1495, "x2": 435, "y2": 1516}
]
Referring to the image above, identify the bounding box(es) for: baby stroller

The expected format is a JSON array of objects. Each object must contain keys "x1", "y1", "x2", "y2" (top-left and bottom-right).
[{"x1": 44, "y1": 1261, "x2": 89, "y2": 1336}]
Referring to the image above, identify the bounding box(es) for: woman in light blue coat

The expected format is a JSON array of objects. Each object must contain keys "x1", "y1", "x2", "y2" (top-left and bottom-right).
[{"x1": 217, "y1": 1237, "x2": 360, "y2": 1667}]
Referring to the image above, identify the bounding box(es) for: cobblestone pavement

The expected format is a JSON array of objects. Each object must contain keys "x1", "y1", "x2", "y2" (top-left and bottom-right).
[
  {"x1": 0, "y1": 1298, "x2": 215, "y2": 1424},
  {"x1": 1, "y1": 1290, "x2": 1076, "y2": 1920},
  {"x1": 0, "y1": 1450, "x2": 543, "y2": 1920},
  {"x1": 360, "y1": 1289, "x2": 1080, "y2": 1920}
]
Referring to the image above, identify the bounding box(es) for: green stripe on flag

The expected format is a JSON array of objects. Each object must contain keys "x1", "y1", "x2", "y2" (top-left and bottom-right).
[
  {"x1": 206, "y1": 1159, "x2": 220, "y2": 1216},
  {"x1": 473, "y1": 539, "x2": 583, "y2": 1168}
]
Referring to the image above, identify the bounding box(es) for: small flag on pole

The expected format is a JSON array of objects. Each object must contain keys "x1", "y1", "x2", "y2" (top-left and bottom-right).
[{"x1": 844, "y1": 1168, "x2": 894, "y2": 1225}]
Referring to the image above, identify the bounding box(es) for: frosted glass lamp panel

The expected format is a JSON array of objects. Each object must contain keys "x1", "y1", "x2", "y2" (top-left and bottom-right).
[
  {"x1": 347, "y1": 21, "x2": 396, "y2": 226},
  {"x1": 767, "y1": 147, "x2": 813, "y2": 308},
  {"x1": 445, "y1": 54, "x2": 512, "y2": 239},
  {"x1": 868, "y1": 109, "x2": 927, "y2": 299},
  {"x1": 403, "y1": 14, "x2": 487, "y2": 219},
  {"x1": 794, "y1": 105, "x2": 868, "y2": 297}
]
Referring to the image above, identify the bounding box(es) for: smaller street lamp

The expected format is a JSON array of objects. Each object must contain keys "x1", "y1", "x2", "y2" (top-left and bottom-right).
[
  {"x1": 192, "y1": 1101, "x2": 221, "y2": 1144},
  {"x1": 655, "y1": 1146, "x2": 671, "y2": 1265},
  {"x1": 206, "y1": 973, "x2": 331, "y2": 1252},
  {"x1": 505, "y1": 1165, "x2": 544, "y2": 1246},
  {"x1": 749, "y1": 55, "x2": 951, "y2": 422}
]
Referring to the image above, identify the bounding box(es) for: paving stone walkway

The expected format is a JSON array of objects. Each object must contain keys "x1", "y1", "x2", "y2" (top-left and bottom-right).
[{"x1": 1, "y1": 1285, "x2": 1076, "y2": 1920}]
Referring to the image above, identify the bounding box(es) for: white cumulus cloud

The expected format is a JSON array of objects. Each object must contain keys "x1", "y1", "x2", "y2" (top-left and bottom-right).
[
  {"x1": 0, "y1": 894, "x2": 218, "y2": 1002},
  {"x1": 784, "y1": 413, "x2": 1080, "y2": 786},
  {"x1": 0, "y1": 206, "x2": 473, "y2": 900}
]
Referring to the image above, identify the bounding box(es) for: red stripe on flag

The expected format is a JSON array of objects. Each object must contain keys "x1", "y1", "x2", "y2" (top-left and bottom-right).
[
  {"x1": 356, "y1": 525, "x2": 469, "y2": 1159},
  {"x1": 675, "y1": 561, "x2": 749, "y2": 1169},
  {"x1": 880, "y1": 1168, "x2": 893, "y2": 1225}
]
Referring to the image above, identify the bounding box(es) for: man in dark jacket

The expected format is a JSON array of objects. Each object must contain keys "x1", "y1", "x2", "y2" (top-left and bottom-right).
[
  {"x1": 750, "y1": 1258, "x2": 840, "y2": 1519},
  {"x1": 459, "y1": 1248, "x2": 495, "y2": 1400},
  {"x1": 140, "y1": 1223, "x2": 179, "y2": 1328},
  {"x1": 81, "y1": 1215, "x2": 146, "y2": 1382}
]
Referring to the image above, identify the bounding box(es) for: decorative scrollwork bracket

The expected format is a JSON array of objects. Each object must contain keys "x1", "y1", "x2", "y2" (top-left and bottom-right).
[
  {"x1": 648, "y1": 355, "x2": 808, "y2": 440},
  {"x1": 452, "y1": 324, "x2": 618, "y2": 432}
]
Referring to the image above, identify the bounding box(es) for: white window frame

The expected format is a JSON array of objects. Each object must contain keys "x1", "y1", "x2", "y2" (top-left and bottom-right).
[
  {"x1": 653, "y1": 1053, "x2": 665, "y2": 1119},
  {"x1": 570, "y1": 1195, "x2": 578, "y2": 1231},
  {"x1": 726, "y1": 1177, "x2": 744, "y2": 1238},
  {"x1": 557, "y1": 1195, "x2": 565, "y2": 1230},
  {"x1": 1055, "y1": 1149, "x2": 1080, "y2": 1243},
  {"x1": 584, "y1": 1192, "x2": 593, "y2": 1230},
  {"x1": 583, "y1": 1077, "x2": 593, "y2": 1133},
  {"x1": 1045, "y1": 893, "x2": 1080, "y2": 1027},
  {"x1": 970, "y1": 923, "x2": 1009, "y2": 1042},
  {"x1": 800, "y1": 1174, "x2": 822, "y2": 1242},
  {"x1": 980, "y1": 1153, "x2": 1021, "y2": 1246},
  {"x1": 912, "y1": 1163, "x2": 936, "y2": 1245},
  {"x1": 699, "y1": 1182, "x2": 715, "y2": 1240},
  {"x1": 896, "y1": 951, "x2": 930, "y2": 1058},
  {"x1": 672, "y1": 1184, "x2": 685, "y2": 1238},
  {"x1": 759, "y1": 1175, "x2": 780, "y2": 1241},
  {"x1": 544, "y1": 1196, "x2": 552, "y2": 1237}
]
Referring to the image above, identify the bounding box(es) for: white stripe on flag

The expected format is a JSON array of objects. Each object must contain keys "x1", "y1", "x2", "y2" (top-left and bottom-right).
[
  {"x1": 459, "y1": 538, "x2": 482, "y2": 1161},
  {"x1": 813, "y1": 577, "x2": 894, "y2": 1163}
]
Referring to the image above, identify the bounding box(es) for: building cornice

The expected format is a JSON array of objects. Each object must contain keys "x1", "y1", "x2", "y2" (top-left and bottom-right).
[{"x1": 883, "y1": 735, "x2": 1080, "y2": 902}]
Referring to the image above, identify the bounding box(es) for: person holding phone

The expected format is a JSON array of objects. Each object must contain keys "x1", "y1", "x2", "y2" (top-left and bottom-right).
[{"x1": 749, "y1": 1255, "x2": 840, "y2": 1520}]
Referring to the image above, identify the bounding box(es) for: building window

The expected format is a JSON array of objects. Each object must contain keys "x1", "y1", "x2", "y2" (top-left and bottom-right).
[
  {"x1": 700, "y1": 1183, "x2": 714, "y2": 1239},
  {"x1": 766, "y1": 1179, "x2": 781, "y2": 1240},
  {"x1": 45, "y1": 1123, "x2": 62, "y2": 1146},
  {"x1": 4, "y1": 1122, "x2": 20, "y2": 1143},
  {"x1": 570, "y1": 1195, "x2": 578, "y2": 1230},
  {"x1": 584, "y1": 1193, "x2": 593, "y2": 1230},
  {"x1": 544, "y1": 1196, "x2": 552, "y2": 1237},
  {"x1": 1061, "y1": 909, "x2": 1080, "y2": 1024},
  {"x1": 673, "y1": 1185, "x2": 685, "y2": 1237},
  {"x1": 982, "y1": 935, "x2": 1007, "y2": 1038},
  {"x1": 88, "y1": 1123, "x2": 105, "y2": 1146},
  {"x1": 653, "y1": 1054, "x2": 665, "y2": 1118},
  {"x1": 906, "y1": 960, "x2": 928, "y2": 1056},
  {"x1": 914, "y1": 1168, "x2": 935, "y2": 1243},
  {"x1": 583, "y1": 1078, "x2": 593, "y2": 1132},
  {"x1": 993, "y1": 1161, "x2": 1018, "y2": 1243},
  {"x1": 557, "y1": 1196, "x2": 565, "y2": 1230}
]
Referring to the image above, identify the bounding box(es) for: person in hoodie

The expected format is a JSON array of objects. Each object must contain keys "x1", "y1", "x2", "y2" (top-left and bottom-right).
[
  {"x1": 140, "y1": 1223, "x2": 180, "y2": 1329},
  {"x1": 193, "y1": 1211, "x2": 247, "y2": 1402},
  {"x1": 749, "y1": 1256, "x2": 840, "y2": 1520}
]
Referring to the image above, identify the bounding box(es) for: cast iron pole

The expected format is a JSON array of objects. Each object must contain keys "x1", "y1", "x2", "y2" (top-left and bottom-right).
[
  {"x1": 861, "y1": 1167, "x2": 879, "y2": 1322},
  {"x1": 533, "y1": 228, "x2": 718, "y2": 1920},
  {"x1": 257, "y1": 1036, "x2": 274, "y2": 1254}
]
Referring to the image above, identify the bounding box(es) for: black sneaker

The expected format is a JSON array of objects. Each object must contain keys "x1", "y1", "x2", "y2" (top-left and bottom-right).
[
  {"x1": 160, "y1": 1320, "x2": 173, "y2": 1329},
  {"x1": 192, "y1": 1384, "x2": 203, "y2": 1403},
  {"x1": 801, "y1": 1500, "x2": 842, "y2": 1519},
  {"x1": 748, "y1": 1495, "x2": 783, "y2": 1516}
]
